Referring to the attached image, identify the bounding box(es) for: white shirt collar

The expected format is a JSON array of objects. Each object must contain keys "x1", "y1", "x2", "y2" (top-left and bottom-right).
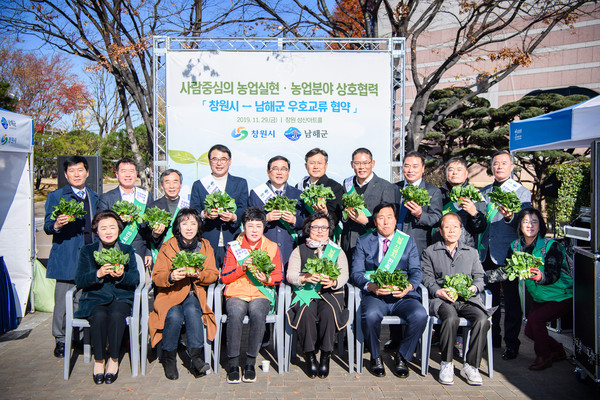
[
  {"x1": 356, "y1": 173, "x2": 374, "y2": 188},
  {"x1": 119, "y1": 186, "x2": 135, "y2": 202},
  {"x1": 405, "y1": 178, "x2": 422, "y2": 188},
  {"x1": 71, "y1": 186, "x2": 86, "y2": 198}
]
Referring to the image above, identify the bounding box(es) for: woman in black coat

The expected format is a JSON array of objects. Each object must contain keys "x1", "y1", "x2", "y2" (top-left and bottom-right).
[{"x1": 75, "y1": 210, "x2": 139, "y2": 385}]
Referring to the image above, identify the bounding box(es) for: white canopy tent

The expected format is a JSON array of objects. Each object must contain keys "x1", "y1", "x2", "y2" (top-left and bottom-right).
[{"x1": 0, "y1": 109, "x2": 34, "y2": 317}]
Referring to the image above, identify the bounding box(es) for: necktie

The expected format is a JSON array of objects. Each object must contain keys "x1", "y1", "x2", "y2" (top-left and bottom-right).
[
  {"x1": 383, "y1": 238, "x2": 390, "y2": 255},
  {"x1": 275, "y1": 190, "x2": 282, "y2": 196},
  {"x1": 77, "y1": 190, "x2": 86, "y2": 199}
]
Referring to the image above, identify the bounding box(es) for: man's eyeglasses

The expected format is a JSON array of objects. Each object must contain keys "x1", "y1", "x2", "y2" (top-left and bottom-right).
[
  {"x1": 270, "y1": 167, "x2": 289, "y2": 172},
  {"x1": 352, "y1": 161, "x2": 372, "y2": 167},
  {"x1": 210, "y1": 157, "x2": 230, "y2": 164}
]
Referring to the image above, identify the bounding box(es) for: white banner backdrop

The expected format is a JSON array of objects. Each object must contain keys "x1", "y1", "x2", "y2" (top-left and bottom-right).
[
  {"x1": 166, "y1": 51, "x2": 392, "y2": 192},
  {"x1": 0, "y1": 109, "x2": 34, "y2": 317}
]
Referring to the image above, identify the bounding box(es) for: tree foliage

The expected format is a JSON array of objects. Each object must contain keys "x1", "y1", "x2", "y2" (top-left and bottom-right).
[
  {"x1": 100, "y1": 124, "x2": 150, "y2": 177},
  {"x1": 0, "y1": 81, "x2": 18, "y2": 111}
]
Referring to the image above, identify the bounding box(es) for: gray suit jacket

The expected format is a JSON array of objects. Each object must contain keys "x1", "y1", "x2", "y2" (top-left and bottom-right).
[
  {"x1": 478, "y1": 180, "x2": 531, "y2": 266},
  {"x1": 340, "y1": 173, "x2": 397, "y2": 255}
]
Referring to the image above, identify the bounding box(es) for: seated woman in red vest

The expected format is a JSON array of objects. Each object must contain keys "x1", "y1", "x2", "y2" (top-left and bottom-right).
[
  {"x1": 74, "y1": 210, "x2": 139, "y2": 385},
  {"x1": 286, "y1": 212, "x2": 349, "y2": 379},
  {"x1": 487, "y1": 207, "x2": 573, "y2": 371},
  {"x1": 220, "y1": 206, "x2": 283, "y2": 384}
]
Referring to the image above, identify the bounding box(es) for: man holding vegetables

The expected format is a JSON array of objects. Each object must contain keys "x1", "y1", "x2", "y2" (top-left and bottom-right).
[
  {"x1": 44, "y1": 156, "x2": 99, "y2": 358},
  {"x1": 422, "y1": 213, "x2": 490, "y2": 386},
  {"x1": 479, "y1": 150, "x2": 531, "y2": 360},
  {"x1": 96, "y1": 157, "x2": 154, "y2": 267},
  {"x1": 248, "y1": 155, "x2": 304, "y2": 268},
  {"x1": 351, "y1": 202, "x2": 427, "y2": 378},
  {"x1": 190, "y1": 144, "x2": 248, "y2": 267},
  {"x1": 340, "y1": 148, "x2": 397, "y2": 257}
]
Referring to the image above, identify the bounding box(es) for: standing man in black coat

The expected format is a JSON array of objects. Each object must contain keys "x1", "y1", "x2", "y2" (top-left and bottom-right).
[
  {"x1": 96, "y1": 157, "x2": 153, "y2": 268},
  {"x1": 395, "y1": 151, "x2": 443, "y2": 255},
  {"x1": 44, "y1": 155, "x2": 99, "y2": 358},
  {"x1": 297, "y1": 148, "x2": 344, "y2": 227}
]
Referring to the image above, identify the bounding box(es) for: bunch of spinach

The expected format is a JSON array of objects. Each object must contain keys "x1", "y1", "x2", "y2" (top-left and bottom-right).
[
  {"x1": 51, "y1": 197, "x2": 87, "y2": 221},
  {"x1": 204, "y1": 192, "x2": 236, "y2": 214},
  {"x1": 448, "y1": 185, "x2": 484, "y2": 204},
  {"x1": 488, "y1": 187, "x2": 522, "y2": 213},
  {"x1": 247, "y1": 249, "x2": 276, "y2": 278},
  {"x1": 300, "y1": 184, "x2": 335, "y2": 207},
  {"x1": 303, "y1": 257, "x2": 341, "y2": 280},
  {"x1": 399, "y1": 185, "x2": 431, "y2": 206},
  {"x1": 171, "y1": 251, "x2": 207, "y2": 274},
  {"x1": 342, "y1": 192, "x2": 367, "y2": 220},
  {"x1": 443, "y1": 273, "x2": 475, "y2": 301},
  {"x1": 263, "y1": 195, "x2": 297, "y2": 213},
  {"x1": 93, "y1": 248, "x2": 130, "y2": 271},
  {"x1": 370, "y1": 269, "x2": 410, "y2": 291},
  {"x1": 505, "y1": 251, "x2": 542, "y2": 280},
  {"x1": 142, "y1": 207, "x2": 172, "y2": 229},
  {"x1": 111, "y1": 200, "x2": 143, "y2": 223}
]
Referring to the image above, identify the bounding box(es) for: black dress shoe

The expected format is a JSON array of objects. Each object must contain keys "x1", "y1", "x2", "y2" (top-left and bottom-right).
[
  {"x1": 104, "y1": 371, "x2": 118, "y2": 384},
  {"x1": 370, "y1": 356, "x2": 386, "y2": 377},
  {"x1": 393, "y1": 353, "x2": 409, "y2": 378},
  {"x1": 305, "y1": 352, "x2": 318, "y2": 379},
  {"x1": 93, "y1": 373, "x2": 104, "y2": 385},
  {"x1": 54, "y1": 342, "x2": 65, "y2": 358},
  {"x1": 502, "y1": 347, "x2": 518, "y2": 360}
]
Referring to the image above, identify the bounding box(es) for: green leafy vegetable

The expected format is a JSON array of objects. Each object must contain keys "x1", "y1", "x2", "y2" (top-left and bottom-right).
[
  {"x1": 303, "y1": 257, "x2": 341, "y2": 280},
  {"x1": 51, "y1": 197, "x2": 87, "y2": 221},
  {"x1": 171, "y1": 251, "x2": 207, "y2": 274},
  {"x1": 505, "y1": 251, "x2": 542, "y2": 281},
  {"x1": 111, "y1": 200, "x2": 143, "y2": 223},
  {"x1": 93, "y1": 248, "x2": 130, "y2": 271},
  {"x1": 247, "y1": 249, "x2": 276, "y2": 278},
  {"x1": 342, "y1": 192, "x2": 367, "y2": 220},
  {"x1": 300, "y1": 184, "x2": 335, "y2": 207},
  {"x1": 448, "y1": 185, "x2": 484, "y2": 204},
  {"x1": 142, "y1": 206, "x2": 173, "y2": 229},
  {"x1": 443, "y1": 273, "x2": 475, "y2": 301},
  {"x1": 204, "y1": 191, "x2": 236, "y2": 214},
  {"x1": 263, "y1": 195, "x2": 298, "y2": 213},
  {"x1": 487, "y1": 187, "x2": 522, "y2": 213},
  {"x1": 370, "y1": 269, "x2": 410, "y2": 291},
  {"x1": 399, "y1": 185, "x2": 431, "y2": 206}
]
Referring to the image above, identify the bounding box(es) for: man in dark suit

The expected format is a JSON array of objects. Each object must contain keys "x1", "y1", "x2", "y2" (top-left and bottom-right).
[
  {"x1": 190, "y1": 144, "x2": 248, "y2": 267},
  {"x1": 479, "y1": 150, "x2": 531, "y2": 360},
  {"x1": 351, "y1": 202, "x2": 428, "y2": 378},
  {"x1": 248, "y1": 155, "x2": 304, "y2": 268},
  {"x1": 395, "y1": 151, "x2": 443, "y2": 254},
  {"x1": 297, "y1": 148, "x2": 344, "y2": 227},
  {"x1": 341, "y1": 148, "x2": 397, "y2": 257},
  {"x1": 96, "y1": 157, "x2": 153, "y2": 267},
  {"x1": 143, "y1": 169, "x2": 188, "y2": 259},
  {"x1": 44, "y1": 156, "x2": 99, "y2": 358}
]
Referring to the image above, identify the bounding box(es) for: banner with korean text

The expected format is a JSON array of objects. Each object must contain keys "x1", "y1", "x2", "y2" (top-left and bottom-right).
[{"x1": 166, "y1": 51, "x2": 392, "y2": 191}]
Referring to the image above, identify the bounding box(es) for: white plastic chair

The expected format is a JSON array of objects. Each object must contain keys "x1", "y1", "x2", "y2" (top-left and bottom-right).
[
  {"x1": 64, "y1": 253, "x2": 145, "y2": 380},
  {"x1": 139, "y1": 282, "x2": 215, "y2": 375},
  {"x1": 354, "y1": 283, "x2": 429, "y2": 375},
  {"x1": 423, "y1": 289, "x2": 494, "y2": 377},
  {"x1": 283, "y1": 283, "x2": 355, "y2": 373},
  {"x1": 212, "y1": 282, "x2": 286, "y2": 374}
]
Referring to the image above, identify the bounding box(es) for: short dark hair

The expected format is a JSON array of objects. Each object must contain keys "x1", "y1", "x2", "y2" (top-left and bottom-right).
[
  {"x1": 302, "y1": 211, "x2": 334, "y2": 238},
  {"x1": 517, "y1": 208, "x2": 547, "y2": 238},
  {"x1": 305, "y1": 148, "x2": 328, "y2": 163},
  {"x1": 440, "y1": 212, "x2": 463, "y2": 228},
  {"x1": 172, "y1": 208, "x2": 203, "y2": 241},
  {"x1": 116, "y1": 157, "x2": 137, "y2": 172},
  {"x1": 267, "y1": 155, "x2": 290, "y2": 171},
  {"x1": 63, "y1": 156, "x2": 89, "y2": 173},
  {"x1": 373, "y1": 202, "x2": 398, "y2": 220},
  {"x1": 403, "y1": 151, "x2": 425, "y2": 166},
  {"x1": 352, "y1": 148, "x2": 372, "y2": 160},
  {"x1": 92, "y1": 210, "x2": 125, "y2": 235},
  {"x1": 159, "y1": 169, "x2": 183, "y2": 185},
  {"x1": 491, "y1": 150, "x2": 513, "y2": 165},
  {"x1": 445, "y1": 157, "x2": 468, "y2": 175},
  {"x1": 242, "y1": 206, "x2": 266, "y2": 226},
  {"x1": 208, "y1": 144, "x2": 231, "y2": 159}
]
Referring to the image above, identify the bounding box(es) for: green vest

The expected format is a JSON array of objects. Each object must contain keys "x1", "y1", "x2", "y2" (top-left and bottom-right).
[{"x1": 515, "y1": 237, "x2": 573, "y2": 303}]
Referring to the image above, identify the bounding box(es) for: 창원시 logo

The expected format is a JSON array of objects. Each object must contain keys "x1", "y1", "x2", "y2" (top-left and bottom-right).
[
  {"x1": 1, "y1": 117, "x2": 8, "y2": 130},
  {"x1": 231, "y1": 127, "x2": 248, "y2": 141},
  {"x1": 284, "y1": 127, "x2": 301, "y2": 141}
]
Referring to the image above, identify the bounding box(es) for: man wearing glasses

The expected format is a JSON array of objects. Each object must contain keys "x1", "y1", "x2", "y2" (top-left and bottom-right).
[
  {"x1": 340, "y1": 148, "x2": 397, "y2": 257},
  {"x1": 248, "y1": 156, "x2": 305, "y2": 268},
  {"x1": 190, "y1": 144, "x2": 248, "y2": 267},
  {"x1": 297, "y1": 148, "x2": 344, "y2": 226}
]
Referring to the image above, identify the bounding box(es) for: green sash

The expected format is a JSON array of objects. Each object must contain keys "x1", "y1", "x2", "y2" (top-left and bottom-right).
[
  {"x1": 442, "y1": 201, "x2": 459, "y2": 215},
  {"x1": 228, "y1": 240, "x2": 277, "y2": 310},
  {"x1": 365, "y1": 230, "x2": 410, "y2": 279},
  {"x1": 476, "y1": 201, "x2": 498, "y2": 255},
  {"x1": 291, "y1": 242, "x2": 341, "y2": 306},
  {"x1": 119, "y1": 190, "x2": 148, "y2": 245},
  {"x1": 344, "y1": 180, "x2": 373, "y2": 218}
]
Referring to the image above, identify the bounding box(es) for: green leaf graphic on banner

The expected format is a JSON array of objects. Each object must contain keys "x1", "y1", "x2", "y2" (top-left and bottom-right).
[{"x1": 168, "y1": 150, "x2": 210, "y2": 180}]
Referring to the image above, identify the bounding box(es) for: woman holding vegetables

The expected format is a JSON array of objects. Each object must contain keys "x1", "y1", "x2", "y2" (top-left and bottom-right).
[
  {"x1": 221, "y1": 206, "x2": 283, "y2": 384},
  {"x1": 74, "y1": 210, "x2": 139, "y2": 385},
  {"x1": 148, "y1": 208, "x2": 219, "y2": 380},
  {"x1": 486, "y1": 208, "x2": 573, "y2": 371},
  {"x1": 286, "y1": 212, "x2": 349, "y2": 379}
]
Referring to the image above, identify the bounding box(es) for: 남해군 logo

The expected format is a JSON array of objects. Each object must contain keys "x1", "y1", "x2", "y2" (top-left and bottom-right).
[
  {"x1": 231, "y1": 127, "x2": 249, "y2": 141},
  {"x1": 284, "y1": 127, "x2": 301, "y2": 141}
]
